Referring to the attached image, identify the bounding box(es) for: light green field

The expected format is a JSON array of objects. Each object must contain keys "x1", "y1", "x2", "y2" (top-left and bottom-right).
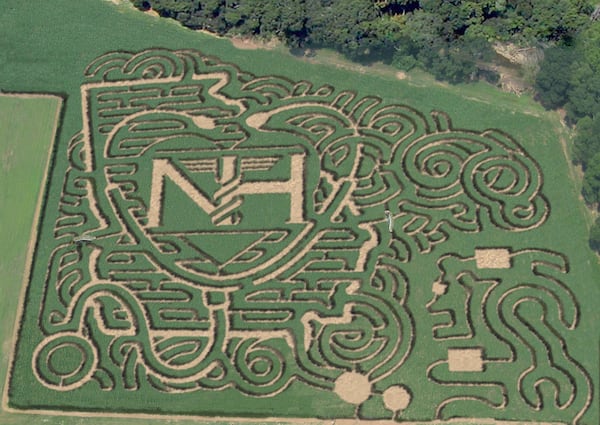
[
  {"x1": 0, "y1": 1, "x2": 598, "y2": 425},
  {"x1": 0, "y1": 94, "x2": 62, "y2": 421},
  {"x1": 0, "y1": 95, "x2": 62, "y2": 351}
]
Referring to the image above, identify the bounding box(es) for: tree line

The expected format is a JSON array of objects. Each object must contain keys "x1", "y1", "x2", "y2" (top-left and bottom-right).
[
  {"x1": 131, "y1": 0, "x2": 591, "y2": 81},
  {"x1": 130, "y1": 0, "x2": 600, "y2": 252}
]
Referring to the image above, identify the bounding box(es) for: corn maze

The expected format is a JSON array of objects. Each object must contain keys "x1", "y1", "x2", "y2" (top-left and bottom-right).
[{"x1": 7, "y1": 49, "x2": 593, "y2": 423}]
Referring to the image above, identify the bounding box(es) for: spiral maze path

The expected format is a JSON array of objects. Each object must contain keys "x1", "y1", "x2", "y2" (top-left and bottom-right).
[{"x1": 8, "y1": 49, "x2": 592, "y2": 423}]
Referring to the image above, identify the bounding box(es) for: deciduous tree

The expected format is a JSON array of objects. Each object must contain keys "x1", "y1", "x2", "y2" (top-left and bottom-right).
[{"x1": 534, "y1": 47, "x2": 576, "y2": 109}]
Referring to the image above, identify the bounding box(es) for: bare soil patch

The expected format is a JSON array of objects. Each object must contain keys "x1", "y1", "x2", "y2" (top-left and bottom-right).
[
  {"x1": 144, "y1": 9, "x2": 159, "y2": 18},
  {"x1": 229, "y1": 36, "x2": 280, "y2": 51},
  {"x1": 475, "y1": 248, "x2": 511, "y2": 269}
]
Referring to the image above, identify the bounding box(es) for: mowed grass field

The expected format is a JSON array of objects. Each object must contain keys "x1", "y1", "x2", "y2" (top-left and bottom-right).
[
  {"x1": 0, "y1": 0, "x2": 598, "y2": 424},
  {"x1": 0, "y1": 95, "x2": 62, "y2": 364},
  {"x1": 0, "y1": 95, "x2": 62, "y2": 421}
]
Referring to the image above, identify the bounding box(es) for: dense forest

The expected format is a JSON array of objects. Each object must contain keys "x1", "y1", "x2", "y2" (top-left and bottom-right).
[{"x1": 131, "y1": 0, "x2": 600, "y2": 251}]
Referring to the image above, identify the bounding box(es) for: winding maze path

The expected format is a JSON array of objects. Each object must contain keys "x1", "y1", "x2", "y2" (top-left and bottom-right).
[{"x1": 8, "y1": 49, "x2": 593, "y2": 423}]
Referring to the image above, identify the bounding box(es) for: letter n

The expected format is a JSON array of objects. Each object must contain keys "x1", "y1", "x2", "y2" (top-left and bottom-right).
[{"x1": 147, "y1": 159, "x2": 217, "y2": 227}]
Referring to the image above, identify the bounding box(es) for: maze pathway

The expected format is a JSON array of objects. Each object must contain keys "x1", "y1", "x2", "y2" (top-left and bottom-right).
[{"x1": 6, "y1": 49, "x2": 593, "y2": 423}]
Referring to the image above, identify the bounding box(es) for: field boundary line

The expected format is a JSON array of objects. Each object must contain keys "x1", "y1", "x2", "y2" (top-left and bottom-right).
[
  {"x1": 0, "y1": 92, "x2": 65, "y2": 100},
  {"x1": 0, "y1": 402, "x2": 567, "y2": 425}
]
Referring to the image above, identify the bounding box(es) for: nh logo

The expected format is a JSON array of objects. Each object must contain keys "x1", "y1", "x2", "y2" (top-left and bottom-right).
[{"x1": 147, "y1": 153, "x2": 305, "y2": 227}]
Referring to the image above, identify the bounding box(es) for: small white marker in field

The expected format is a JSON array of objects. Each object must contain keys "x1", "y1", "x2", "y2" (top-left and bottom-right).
[
  {"x1": 72, "y1": 234, "x2": 96, "y2": 244},
  {"x1": 385, "y1": 210, "x2": 393, "y2": 233}
]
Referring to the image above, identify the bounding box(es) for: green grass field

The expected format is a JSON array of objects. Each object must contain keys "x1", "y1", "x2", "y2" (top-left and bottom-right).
[
  {"x1": 0, "y1": 1, "x2": 598, "y2": 424},
  {"x1": 0, "y1": 94, "x2": 62, "y2": 381}
]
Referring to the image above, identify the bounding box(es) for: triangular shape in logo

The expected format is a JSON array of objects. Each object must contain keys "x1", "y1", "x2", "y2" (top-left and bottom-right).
[{"x1": 183, "y1": 232, "x2": 265, "y2": 265}]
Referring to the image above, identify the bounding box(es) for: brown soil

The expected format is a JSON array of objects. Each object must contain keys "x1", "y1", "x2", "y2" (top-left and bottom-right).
[
  {"x1": 230, "y1": 36, "x2": 280, "y2": 51},
  {"x1": 144, "y1": 9, "x2": 159, "y2": 18},
  {"x1": 395, "y1": 71, "x2": 407, "y2": 80},
  {"x1": 475, "y1": 248, "x2": 511, "y2": 269}
]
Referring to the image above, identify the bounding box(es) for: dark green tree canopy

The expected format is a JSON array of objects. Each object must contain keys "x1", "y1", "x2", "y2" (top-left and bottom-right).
[
  {"x1": 573, "y1": 115, "x2": 600, "y2": 168},
  {"x1": 534, "y1": 47, "x2": 577, "y2": 110},
  {"x1": 588, "y1": 217, "x2": 600, "y2": 252},
  {"x1": 131, "y1": 0, "x2": 592, "y2": 80}
]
